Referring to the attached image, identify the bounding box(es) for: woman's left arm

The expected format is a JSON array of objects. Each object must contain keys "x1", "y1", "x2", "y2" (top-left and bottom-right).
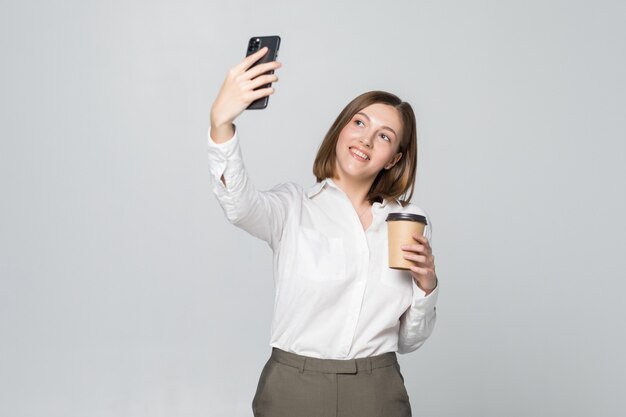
[{"x1": 397, "y1": 228, "x2": 439, "y2": 354}]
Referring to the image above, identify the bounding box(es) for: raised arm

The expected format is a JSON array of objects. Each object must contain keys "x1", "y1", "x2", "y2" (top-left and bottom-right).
[{"x1": 207, "y1": 48, "x2": 293, "y2": 251}]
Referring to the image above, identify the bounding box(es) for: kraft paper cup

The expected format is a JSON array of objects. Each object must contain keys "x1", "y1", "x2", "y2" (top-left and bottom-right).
[{"x1": 386, "y1": 213, "x2": 428, "y2": 270}]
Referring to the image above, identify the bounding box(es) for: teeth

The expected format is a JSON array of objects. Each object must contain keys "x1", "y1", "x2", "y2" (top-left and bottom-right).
[{"x1": 351, "y1": 148, "x2": 369, "y2": 160}]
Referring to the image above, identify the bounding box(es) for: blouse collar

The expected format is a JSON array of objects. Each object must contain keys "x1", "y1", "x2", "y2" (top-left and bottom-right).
[{"x1": 305, "y1": 178, "x2": 400, "y2": 208}]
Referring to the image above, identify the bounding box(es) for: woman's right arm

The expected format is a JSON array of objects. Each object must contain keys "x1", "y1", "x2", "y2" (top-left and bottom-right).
[{"x1": 208, "y1": 48, "x2": 294, "y2": 251}]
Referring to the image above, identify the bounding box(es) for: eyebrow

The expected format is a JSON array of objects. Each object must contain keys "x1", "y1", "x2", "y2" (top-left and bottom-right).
[{"x1": 355, "y1": 112, "x2": 398, "y2": 137}]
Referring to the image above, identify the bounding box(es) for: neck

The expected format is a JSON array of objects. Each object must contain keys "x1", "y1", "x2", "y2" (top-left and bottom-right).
[{"x1": 331, "y1": 174, "x2": 373, "y2": 210}]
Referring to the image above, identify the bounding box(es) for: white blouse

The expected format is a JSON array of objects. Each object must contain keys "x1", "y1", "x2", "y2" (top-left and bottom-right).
[{"x1": 207, "y1": 127, "x2": 439, "y2": 359}]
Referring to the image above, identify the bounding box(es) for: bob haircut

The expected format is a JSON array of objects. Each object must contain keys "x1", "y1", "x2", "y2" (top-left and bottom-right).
[{"x1": 312, "y1": 90, "x2": 418, "y2": 207}]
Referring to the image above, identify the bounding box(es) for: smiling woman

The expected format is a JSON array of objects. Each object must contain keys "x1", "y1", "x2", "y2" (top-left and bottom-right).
[
  {"x1": 313, "y1": 91, "x2": 419, "y2": 211},
  {"x1": 207, "y1": 48, "x2": 438, "y2": 417}
]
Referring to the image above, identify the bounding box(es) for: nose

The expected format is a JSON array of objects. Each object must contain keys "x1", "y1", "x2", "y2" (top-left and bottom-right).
[{"x1": 359, "y1": 133, "x2": 374, "y2": 148}]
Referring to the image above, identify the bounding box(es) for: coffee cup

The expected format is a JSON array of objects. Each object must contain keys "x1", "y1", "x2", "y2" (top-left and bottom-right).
[{"x1": 386, "y1": 213, "x2": 428, "y2": 270}]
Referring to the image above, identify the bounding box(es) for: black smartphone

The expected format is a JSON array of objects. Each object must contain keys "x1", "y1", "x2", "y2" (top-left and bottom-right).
[{"x1": 245, "y1": 35, "x2": 281, "y2": 110}]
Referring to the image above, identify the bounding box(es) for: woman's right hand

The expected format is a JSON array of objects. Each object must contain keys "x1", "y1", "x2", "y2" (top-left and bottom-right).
[{"x1": 210, "y1": 47, "x2": 282, "y2": 141}]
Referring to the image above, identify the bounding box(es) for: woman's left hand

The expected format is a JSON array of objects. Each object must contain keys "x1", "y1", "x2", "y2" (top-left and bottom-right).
[{"x1": 401, "y1": 233, "x2": 438, "y2": 296}]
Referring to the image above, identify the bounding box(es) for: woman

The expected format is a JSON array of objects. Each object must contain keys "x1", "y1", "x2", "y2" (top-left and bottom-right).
[{"x1": 208, "y1": 47, "x2": 439, "y2": 417}]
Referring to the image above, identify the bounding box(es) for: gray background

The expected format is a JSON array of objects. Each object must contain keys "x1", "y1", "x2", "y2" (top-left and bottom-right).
[{"x1": 1, "y1": 0, "x2": 625, "y2": 416}]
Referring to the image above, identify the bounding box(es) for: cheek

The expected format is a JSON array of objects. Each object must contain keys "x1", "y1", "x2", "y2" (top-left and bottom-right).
[
  {"x1": 336, "y1": 130, "x2": 351, "y2": 147},
  {"x1": 334, "y1": 138, "x2": 345, "y2": 159},
  {"x1": 377, "y1": 149, "x2": 396, "y2": 164}
]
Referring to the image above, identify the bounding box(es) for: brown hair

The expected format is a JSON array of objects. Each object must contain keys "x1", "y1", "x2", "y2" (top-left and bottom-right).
[{"x1": 312, "y1": 91, "x2": 418, "y2": 207}]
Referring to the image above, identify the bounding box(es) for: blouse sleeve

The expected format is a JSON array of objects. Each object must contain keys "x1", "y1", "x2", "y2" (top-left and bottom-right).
[
  {"x1": 207, "y1": 127, "x2": 298, "y2": 251},
  {"x1": 397, "y1": 210, "x2": 439, "y2": 354}
]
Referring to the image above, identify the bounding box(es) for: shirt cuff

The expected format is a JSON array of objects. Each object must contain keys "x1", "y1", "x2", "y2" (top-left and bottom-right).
[
  {"x1": 207, "y1": 125, "x2": 240, "y2": 180},
  {"x1": 409, "y1": 278, "x2": 439, "y2": 316},
  {"x1": 208, "y1": 125, "x2": 238, "y2": 151}
]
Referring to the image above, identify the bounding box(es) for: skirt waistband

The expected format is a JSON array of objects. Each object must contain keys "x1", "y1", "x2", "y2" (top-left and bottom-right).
[{"x1": 270, "y1": 347, "x2": 397, "y2": 374}]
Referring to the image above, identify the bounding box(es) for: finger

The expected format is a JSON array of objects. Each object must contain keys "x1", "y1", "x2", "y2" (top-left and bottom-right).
[
  {"x1": 248, "y1": 73, "x2": 279, "y2": 90},
  {"x1": 408, "y1": 265, "x2": 428, "y2": 275},
  {"x1": 400, "y1": 244, "x2": 424, "y2": 253},
  {"x1": 409, "y1": 265, "x2": 436, "y2": 278},
  {"x1": 245, "y1": 61, "x2": 282, "y2": 80},
  {"x1": 412, "y1": 234, "x2": 433, "y2": 254},
  {"x1": 412, "y1": 233, "x2": 429, "y2": 244},
  {"x1": 235, "y1": 47, "x2": 269, "y2": 72},
  {"x1": 402, "y1": 253, "x2": 427, "y2": 264},
  {"x1": 245, "y1": 86, "x2": 275, "y2": 102}
]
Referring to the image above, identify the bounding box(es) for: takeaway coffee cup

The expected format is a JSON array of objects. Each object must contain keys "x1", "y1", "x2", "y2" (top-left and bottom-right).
[{"x1": 386, "y1": 213, "x2": 428, "y2": 270}]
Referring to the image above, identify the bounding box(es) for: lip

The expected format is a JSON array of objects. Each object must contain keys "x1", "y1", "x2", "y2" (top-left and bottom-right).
[{"x1": 349, "y1": 146, "x2": 370, "y2": 161}]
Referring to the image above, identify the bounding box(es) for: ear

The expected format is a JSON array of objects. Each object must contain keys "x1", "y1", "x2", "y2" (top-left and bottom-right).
[{"x1": 385, "y1": 152, "x2": 403, "y2": 170}]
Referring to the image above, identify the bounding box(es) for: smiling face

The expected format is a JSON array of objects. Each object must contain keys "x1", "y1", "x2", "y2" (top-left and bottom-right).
[{"x1": 334, "y1": 102, "x2": 404, "y2": 185}]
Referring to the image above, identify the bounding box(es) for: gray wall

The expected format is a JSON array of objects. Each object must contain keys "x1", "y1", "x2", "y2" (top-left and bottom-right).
[{"x1": 1, "y1": 0, "x2": 625, "y2": 416}]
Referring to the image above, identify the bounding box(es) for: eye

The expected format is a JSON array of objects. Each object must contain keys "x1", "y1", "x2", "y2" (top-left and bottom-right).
[
  {"x1": 380, "y1": 134, "x2": 390, "y2": 142},
  {"x1": 354, "y1": 119, "x2": 365, "y2": 127}
]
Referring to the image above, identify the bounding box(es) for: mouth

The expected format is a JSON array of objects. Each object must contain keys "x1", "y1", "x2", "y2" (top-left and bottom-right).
[{"x1": 349, "y1": 146, "x2": 370, "y2": 162}]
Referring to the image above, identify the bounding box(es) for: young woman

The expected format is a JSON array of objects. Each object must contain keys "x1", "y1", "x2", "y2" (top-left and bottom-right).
[{"x1": 208, "y1": 47, "x2": 439, "y2": 417}]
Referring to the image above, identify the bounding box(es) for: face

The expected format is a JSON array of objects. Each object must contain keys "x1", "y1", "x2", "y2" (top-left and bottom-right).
[{"x1": 334, "y1": 102, "x2": 404, "y2": 184}]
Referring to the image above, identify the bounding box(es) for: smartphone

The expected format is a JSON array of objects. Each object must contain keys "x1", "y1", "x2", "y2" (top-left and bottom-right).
[{"x1": 245, "y1": 36, "x2": 281, "y2": 110}]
